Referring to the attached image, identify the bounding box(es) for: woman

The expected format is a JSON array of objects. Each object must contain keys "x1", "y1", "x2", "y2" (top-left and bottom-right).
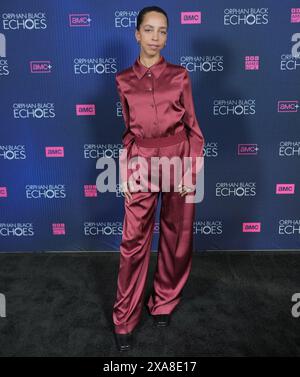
[{"x1": 112, "y1": 6, "x2": 205, "y2": 352}]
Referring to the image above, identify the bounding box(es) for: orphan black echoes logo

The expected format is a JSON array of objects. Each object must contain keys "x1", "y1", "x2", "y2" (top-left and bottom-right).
[
  {"x1": 0, "y1": 145, "x2": 26, "y2": 160},
  {"x1": 83, "y1": 143, "x2": 121, "y2": 159},
  {"x1": 84, "y1": 222, "x2": 123, "y2": 236},
  {"x1": 279, "y1": 141, "x2": 300, "y2": 157},
  {"x1": 25, "y1": 185, "x2": 66, "y2": 199},
  {"x1": 291, "y1": 293, "x2": 300, "y2": 318},
  {"x1": 213, "y1": 99, "x2": 256, "y2": 116},
  {"x1": 278, "y1": 220, "x2": 300, "y2": 235},
  {"x1": 216, "y1": 182, "x2": 256, "y2": 197},
  {"x1": 73, "y1": 57, "x2": 117, "y2": 75},
  {"x1": 0, "y1": 293, "x2": 6, "y2": 318},
  {"x1": 1, "y1": 12, "x2": 47, "y2": 30},
  {"x1": 0, "y1": 33, "x2": 9, "y2": 75},
  {"x1": 180, "y1": 56, "x2": 224, "y2": 72},
  {"x1": 194, "y1": 220, "x2": 223, "y2": 235},
  {"x1": 223, "y1": 8, "x2": 269, "y2": 26},
  {"x1": 0, "y1": 223, "x2": 34, "y2": 237},
  {"x1": 114, "y1": 10, "x2": 139, "y2": 28},
  {"x1": 13, "y1": 103, "x2": 56, "y2": 119}
]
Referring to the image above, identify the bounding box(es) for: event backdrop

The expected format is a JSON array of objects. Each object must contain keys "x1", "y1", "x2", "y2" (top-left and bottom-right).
[{"x1": 0, "y1": 0, "x2": 299, "y2": 252}]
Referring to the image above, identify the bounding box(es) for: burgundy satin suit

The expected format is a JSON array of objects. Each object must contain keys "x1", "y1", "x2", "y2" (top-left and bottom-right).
[{"x1": 112, "y1": 55, "x2": 205, "y2": 334}]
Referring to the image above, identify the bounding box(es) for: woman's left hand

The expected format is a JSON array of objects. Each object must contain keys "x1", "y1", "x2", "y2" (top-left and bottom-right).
[{"x1": 178, "y1": 183, "x2": 195, "y2": 196}]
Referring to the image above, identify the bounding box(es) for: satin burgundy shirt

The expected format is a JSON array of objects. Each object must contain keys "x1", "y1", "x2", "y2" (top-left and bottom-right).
[{"x1": 115, "y1": 54, "x2": 205, "y2": 184}]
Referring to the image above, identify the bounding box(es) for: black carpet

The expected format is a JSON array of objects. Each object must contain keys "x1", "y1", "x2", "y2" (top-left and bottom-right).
[{"x1": 0, "y1": 251, "x2": 300, "y2": 357}]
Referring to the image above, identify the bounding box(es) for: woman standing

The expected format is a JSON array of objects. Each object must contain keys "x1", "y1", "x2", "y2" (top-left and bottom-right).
[{"x1": 113, "y1": 6, "x2": 205, "y2": 352}]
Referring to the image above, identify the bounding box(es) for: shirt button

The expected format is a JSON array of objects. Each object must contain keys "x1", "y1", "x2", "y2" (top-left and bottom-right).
[
  {"x1": 147, "y1": 88, "x2": 152, "y2": 91},
  {"x1": 147, "y1": 72, "x2": 152, "y2": 77}
]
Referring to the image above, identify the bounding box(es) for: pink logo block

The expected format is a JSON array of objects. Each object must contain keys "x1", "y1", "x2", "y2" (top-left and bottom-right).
[
  {"x1": 52, "y1": 223, "x2": 65, "y2": 235},
  {"x1": 84, "y1": 185, "x2": 97, "y2": 197},
  {"x1": 0, "y1": 187, "x2": 8, "y2": 197},
  {"x1": 30, "y1": 61, "x2": 52, "y2": 73},
  {"x1": 238, "y1": 144, "x2": 258, "y2": 155},
  {"x1": 278, "y1": 100, "x2": 299, "y2": 112},
  {"x1": 76, "y1": 104, "x2": 96, "y2": 116},
  {"x1": 245, "y1": 56, "x2": 259, "y2": 70},
  {"x1": 69, "y1": 14, "x2": 91, "y2": 27},
  {"x1": 181, "y1": 12, "x2": 201, "y2": 24},
  {"x1": 291, "y1": 8, "x2": 300, "y2": 23},
  {"x1": 45, "y1": 147, "x2": 64, "y2": 157},
  {"x1": 276, "y1": 183, "x2": 295, "y2": 194},
  {"x1": 243, "y1": 222, "x2": 261, "y2": 232}
]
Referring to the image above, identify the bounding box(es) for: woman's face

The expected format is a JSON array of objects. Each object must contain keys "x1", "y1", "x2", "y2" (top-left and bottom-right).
[{"x1": 135, "y1": 11, "x2": 168, "y2": 57}]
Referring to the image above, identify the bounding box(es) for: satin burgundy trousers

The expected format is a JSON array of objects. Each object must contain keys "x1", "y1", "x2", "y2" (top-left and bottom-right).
[{"x1": 112, "y1": 129, "x2": 196, "y2": 334}]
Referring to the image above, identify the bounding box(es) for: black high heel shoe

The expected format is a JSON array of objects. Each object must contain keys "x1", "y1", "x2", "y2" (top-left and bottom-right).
[
  {"x1": 114, "y1": 331, "x2": 133, "y2": 352},
  {"x1": 152, "y1": 314, "x2": 170, "y2": 327}
]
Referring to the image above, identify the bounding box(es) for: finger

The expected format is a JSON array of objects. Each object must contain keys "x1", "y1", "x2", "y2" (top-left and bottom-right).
[
  {"x1": 127, "y1": 187, "x2": 132, "y2": 199},
  {"x1": 180, "y1": 188, "x2": 187, "y2": 196},
  {"x1": 182, "y1": 186, "x2": 189, "y2": 196},
  {"x1": 127, "y1": 190, "x2": 133, "y2": 200}
]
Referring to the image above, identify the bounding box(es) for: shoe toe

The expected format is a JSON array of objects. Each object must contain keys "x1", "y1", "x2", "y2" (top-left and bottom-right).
[
  {"x1": 114, "y1": 332, "x2": 133, "y2": 352},
  {"x1": 152, "y1": 314, "x2": 170, "y2": 327}
]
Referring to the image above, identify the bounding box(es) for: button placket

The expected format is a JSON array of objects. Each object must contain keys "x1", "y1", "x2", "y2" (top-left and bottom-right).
[
  {"x1": 145, "y1": 70, "x2": 158, "y2": 126},
  {"x1": 147, "y1": 69, "x2": 152, "y2": 91}
]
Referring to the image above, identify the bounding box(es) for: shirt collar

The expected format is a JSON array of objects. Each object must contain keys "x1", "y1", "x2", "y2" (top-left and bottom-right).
[{"x1": 132, "y1": 55, "x2": 167, "y2": 80}]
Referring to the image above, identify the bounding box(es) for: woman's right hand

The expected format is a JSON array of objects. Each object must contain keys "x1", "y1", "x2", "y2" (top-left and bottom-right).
[{"x1": 121, "y1": 181, "x2": 132, "y2": 203}]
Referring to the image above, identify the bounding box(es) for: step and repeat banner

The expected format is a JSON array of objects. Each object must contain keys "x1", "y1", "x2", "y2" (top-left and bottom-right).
[{"x1": 0, "y1": 1, "x2": 299, "y2": 252}]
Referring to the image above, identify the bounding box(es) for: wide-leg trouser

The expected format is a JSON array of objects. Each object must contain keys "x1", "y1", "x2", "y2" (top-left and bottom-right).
[{"x1": 112, "y1": 129, "x2": 196, "y2": 334}]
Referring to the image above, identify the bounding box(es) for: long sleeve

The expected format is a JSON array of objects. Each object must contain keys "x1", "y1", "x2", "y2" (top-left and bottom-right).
[
  {"x1": 180, "y1": 68, "x2": 205, "y2": 187},
  {"x1": 115, "y1": 75, "x2": 135, "y2": 183}
]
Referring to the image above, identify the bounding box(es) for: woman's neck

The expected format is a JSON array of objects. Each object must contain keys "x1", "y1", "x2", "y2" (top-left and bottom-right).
[{"x1": 139, "y1": 54, "x2": 161, "y2": 68}]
